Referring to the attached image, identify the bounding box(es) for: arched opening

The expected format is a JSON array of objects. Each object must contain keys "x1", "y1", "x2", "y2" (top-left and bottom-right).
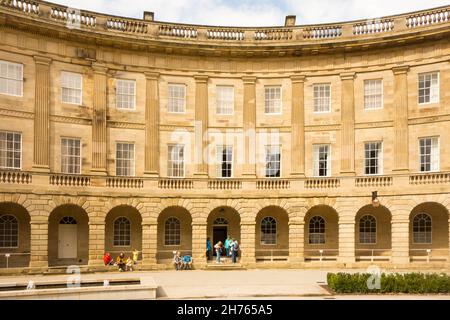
[
  {"x1": 48, "y1": 204, "x2": 89, "y2": 266},
  {"x1": 354, "y1": 205, "x2": 392, "y2": 261},
  {"x1": 0, "y1": 203, "x2": 30, "y2": 268},
  {"x1": 207, "y1": 207, "x2": 240, "y2": 261},
  {"x1": 255, "y1": 206, "x2": 289, "y2": 262},
  {"x1": 157, "y1": 206, "x2": 192, "y2": 262},
  {"x1": 105, "y1": 205, "x2": 142, "y2": 261},
  {"x1": 409, "y1": 202, "x2": 449, "y2": 261},
  {"x1": 304, "y1": 205, "x2": 339, "y2": 261}
]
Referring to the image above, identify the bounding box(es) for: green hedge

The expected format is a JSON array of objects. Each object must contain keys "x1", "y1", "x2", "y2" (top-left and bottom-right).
[{"x1": 327, "y1": 272, "x2": 450, "y2": 294}]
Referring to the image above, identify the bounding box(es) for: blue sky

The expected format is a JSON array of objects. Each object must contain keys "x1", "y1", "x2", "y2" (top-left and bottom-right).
[{"x1": 54, "y1": 0, "x2": 450, "y2": 26}]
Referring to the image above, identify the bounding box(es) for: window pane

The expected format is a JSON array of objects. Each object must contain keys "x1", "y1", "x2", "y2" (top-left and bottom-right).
[{"x1": 0, "y1": 131, "x2": 21, "y2": 170}]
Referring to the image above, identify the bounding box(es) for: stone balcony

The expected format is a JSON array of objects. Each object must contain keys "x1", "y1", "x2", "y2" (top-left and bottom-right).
[
  {"x1": 1, "y1": 1, "x2": 450, "y2": 56},
  {"x1": 1, "y1": 170, "x2": 449, "y2": 198}
]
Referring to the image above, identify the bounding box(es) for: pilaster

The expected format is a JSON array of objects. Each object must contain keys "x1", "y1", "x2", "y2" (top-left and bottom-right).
[
  {"x1": 240, "y1": 222, "x2": 256, "y2": 265},
  {"x1": 191, "y1": 223, "x2": 207, "y2": 268},
  {"x1": 144, "y1": 72, "x2": 160, "y2": 177},
  {"x1": 29, "y1": 218, "x2": 49, "y2": 268},
  {"x1": 242, "y1": 76, "x2": 257, "y2": 178},
  {"x1": 288, "y1": 221, "x2": 305, "y2": 263},
  {"x1": 142, "y1": 223, "x2": 157, "y2": 267},
  {"x1": 290, "y1": 75, "x2": 306, "y2": 177},
  {"x1": 340, "y1": 72, "x2": 356, "y2": 176},
  {"x1": 391, "y1": 217, "x2": 410, "y2": 264},
  {"x1": 88, "y1": 221, "x2": 105, "y2": 266},
  {"x1": 194, "y1": 75, "x2": 209, "y2": 178},
  {"x1": 338, "y1": 220, "x2": 356, "y2": 263}
]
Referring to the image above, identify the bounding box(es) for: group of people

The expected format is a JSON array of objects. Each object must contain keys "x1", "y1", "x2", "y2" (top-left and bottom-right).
[
  {"x1": 103, "y1": 249, "x2": 140, "y2": 272},
  {"x1": 206, "y1": 236, "x2": 239, "y2": 264},
  {"x1": 172, "y1": 251, "x2": 193, "y2": 270}
]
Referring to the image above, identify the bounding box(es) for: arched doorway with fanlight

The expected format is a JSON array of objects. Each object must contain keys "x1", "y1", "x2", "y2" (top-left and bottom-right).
[
  {"x1": 48, "y1": 204, "x2": 89, "y2": 266},
  {"x1": 207, "y1": 207, "x2": 240, "y2": 258}
]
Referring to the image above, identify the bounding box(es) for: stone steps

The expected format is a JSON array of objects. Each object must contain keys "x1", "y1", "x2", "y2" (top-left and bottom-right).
[{"x1": 205, "y1": 263, "x2": 246, "y2": 270}]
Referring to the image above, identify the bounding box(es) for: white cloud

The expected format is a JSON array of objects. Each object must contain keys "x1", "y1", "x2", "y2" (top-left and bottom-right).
[{"x1": 52, "y1": 0, "x2": 450, "y2": 26}]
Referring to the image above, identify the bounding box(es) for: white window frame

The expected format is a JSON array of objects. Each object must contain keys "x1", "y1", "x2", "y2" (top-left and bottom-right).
[
  {"x1": 168, "y1": 83, "x2": 186, "y2": 114},
  {"x1": 359, "y1": 215, "x2": 377, "y2": 245},
  {"x1": 0, "y1": 131, "x2": 22, "y2": 170},
  {"x1": 264, "y1": 86, "x2": 282, "y2": 115},
  {"x1": 412, "y1": 213, "x2": 432, "y2": 244},
  {"x1": 0, "y1": 60, "x2": 23, "y2": 97},
  {"x1": 60, "y1": 137, "x2": 82, "y2": 175},
  {"x1": 216, "y1": 145, "x2": 233, "y2": 178},
  {"x1": 309, "y1": 216, "x2": 326, "y2": 245},
  {"x1": 265, "y1": 145, "x2": 281, "y2": 178},
  {"x1": 116, "y1": 79, "x2": 136, "y2": 110},
  {"x1": 364, "y1": 79, "x2": 383, "y2": 110},
  {"x1": 313, "y1": 144, "x2": 331, "y2": 177},
  {"x1": 0, "y1": 214, "x2": 19, "y2": 249},
  {"x1": 61, "y1": 71, "x2": 82, "y2": 105},
  {"x1": 313, "y1": 83, "x2": 331, "y2": 113},
  {"x1": 113, "y1": 216, "x2": 131, "y2": 247},
  {"x1": 364, "y1": 141, "x2": 383, "y2": 176},
  {"x1": 115, "y1": 142, "x2": 135, "y2": 177},
  {"x1": 168, "y1": 144, "x2": 185, "y2": 178},
  {"x1": 260, "y1": 216, "x2": 277, "y2": 246},
  {"x1": 164, "y1": 216, "x2": 181, "y2": 246},
  {"x1": 216, "y1": 85, "x2": 234, "y2": 115},
  {"x1": 418, "y1": 72, "x2": 439, "y2": 105},
  {"x1": 419, "y1": 137, "x2": 439, "y2": 173}
]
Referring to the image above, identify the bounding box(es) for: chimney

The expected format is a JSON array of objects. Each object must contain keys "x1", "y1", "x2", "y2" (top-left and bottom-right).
[
  {"x1": 143, "y1": 11, "x2": 154, "y2": 21},
  {"x1": 285, "y1": 15, "x2": 296, "y2": 27}
]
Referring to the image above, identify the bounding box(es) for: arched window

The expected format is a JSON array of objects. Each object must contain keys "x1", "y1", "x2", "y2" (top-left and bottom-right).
[
  {"x1": 59, "y1": 216, "x2": 77, "y2": 224},
  {"x1": 213, "y1": 217, "x2": 228, "y2": 225},
  {"x1": 309, "y1": 216, "x2": 325, "y2": 244},
  {"x1": 114, "y1": 217, "x2": 131, "y2": 246},
  {"x1": 359, "y1": 215, "x2": 376, "y2": 244},
  {"x1": 165, "y1": 217, "x2": 181, "y2": 246},
  {"x1": 261, "y1": 216, "x2": 277, "y2": 245},
  {"x1": 0, "y1": 215, "x2": 18, "y2": 248},
  {"x1": 413, "y1": 213, "x2": 432, "y2": 244}
]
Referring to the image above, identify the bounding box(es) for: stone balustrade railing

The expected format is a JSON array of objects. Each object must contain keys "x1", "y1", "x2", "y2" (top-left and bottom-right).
[
  {"x1": 305, "y1": 178, "x2": 340, "y2": 189},
  {"x1": 256, "y1": 179, "x2": 290, "y2": 190},
  {"x1": 49, "y1": 174, "x2": 90, "y2": 187},
  {"x1": 158, "y1": 179, "x2": 194, "y2": 189},
  {"x1": 409, "y1": 173, "x2": 450, "y2": 185},
  {"x1": 0, "y1": 171, "x2": 32, "y2": 184},
  {"x1": 208, "y1": 179, "x2": 242, "y2": 190},
  {"x1": 1, "y1": 1, "x2": 449, "y2": 46},
  {"x1": 106, "y1": 177, "x2": 144, "y2": 188},
  {"x1": 355, "y1": 176, "x2": 393, "y2": 187}
]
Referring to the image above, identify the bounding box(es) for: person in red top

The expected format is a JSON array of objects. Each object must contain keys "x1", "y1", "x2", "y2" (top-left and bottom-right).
[{"x1": 103, "y1": 252, "x2": 113, "y2": 266}]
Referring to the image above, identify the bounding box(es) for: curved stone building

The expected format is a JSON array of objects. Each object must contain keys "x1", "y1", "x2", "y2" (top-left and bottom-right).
[{"x1": 0, "y1": 1, "x2": 449, "y2": 271}]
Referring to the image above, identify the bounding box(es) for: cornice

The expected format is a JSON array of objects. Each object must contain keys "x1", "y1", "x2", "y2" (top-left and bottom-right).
[
  {"x1": 50, "y1": 115, "x2": 92, "y2": 125},
  {"x1": 305, "y1": 124, "x2": 341, "y2": 132},
  {"x1": 0, "y1": 107, "x2": 34, "y2": 120},
  {"x1": 108, "y1": 121, "x2": 145, "y2": 130}
]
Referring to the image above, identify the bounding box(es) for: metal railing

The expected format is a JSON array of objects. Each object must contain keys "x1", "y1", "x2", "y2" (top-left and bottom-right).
[
  {"x1": 2, "y1": 252, "x2": 30, "y2": 268},
  {"x1": 304, "y1": 249, "x2": 339, "y2": 262},
  {"x1": 355, "y1": 248, "x2": 391, "y2": 262},
  {"x1": 255, "y1": 248, "x2": 289, "y2": 262}
]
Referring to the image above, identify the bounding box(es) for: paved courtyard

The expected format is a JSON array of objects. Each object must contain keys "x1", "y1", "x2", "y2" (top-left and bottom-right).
[{"x1": 0, "y1": 269, "x2": 449, "y2": 300}]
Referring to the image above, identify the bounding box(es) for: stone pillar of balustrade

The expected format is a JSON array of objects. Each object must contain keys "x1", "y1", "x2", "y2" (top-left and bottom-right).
[
  {"x1": 88, "y1": 220, "x2": 105, "y2": 266},
  {"x1": 33, "y1": 56, "x2": 52, "y2": 172},
  {"x1": 242, "y1": 76, "x2": 257, "y2": 179},
  {"x1": 91, "y1": 64, "x2": 108, "y2": 175},
  {"x1": 289, "y1": 221, "x2": 305, "y2": 263},
  {"x1": 144, "y1": 72, "x2": 160, "y2": 177},
  {"x1": 191, "y1": 222, "x2": 207, "y2": 269},
  {"x1": 142, "y1": 222, "x2": 157, "y2": 268},
  {"x1": 338, "y1": 218, "x2": 356, "y2": 263},
  {"x1": 194, "y1": 75, "x2": 209, "y2": 178},
  {"x1": 290, "y1": 75, "x2": 306, "y2": 177},
  {"x1": 391, "y1": 216, "x2": 410, "y2": 264},
  {"x1": 340, "y1": 72, "x2": 356, "y2": 176},
  {"x1": 240, "y1": 222, "x2": 256, "y2": 265},
  {"x1": 392, "y1": 66, "x2": 410, "y2": 173},
  {"x1": 29, "y1": 216, "x2": 49, "y2": 268}
]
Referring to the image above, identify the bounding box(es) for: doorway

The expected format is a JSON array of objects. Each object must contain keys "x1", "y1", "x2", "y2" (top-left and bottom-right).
[
  {"x1": 58, "y1": 216, "x2": 78, "y2": 259},
  {"x1": 212, "y1": 226, "x2": 227, "y2": 256}
]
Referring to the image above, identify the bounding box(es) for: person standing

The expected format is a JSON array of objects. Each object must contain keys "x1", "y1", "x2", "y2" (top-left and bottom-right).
[
  {"x1": 231, "y1": 239, "x2": 239, "y2": 264},
  {"x1": 214, "y1": 241, "x2": 223, "y2": 263},
  {"x1": 224, "y1": 236, "x2": 230, "y2": 258},
  {"x1": 206, "y1": 237, "x2": 212, "y2": 260}
]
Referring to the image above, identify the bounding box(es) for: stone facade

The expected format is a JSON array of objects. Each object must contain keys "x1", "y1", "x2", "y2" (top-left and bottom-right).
[{"x1": 0, "y1": 2, "x2": 449, "y2": 270}]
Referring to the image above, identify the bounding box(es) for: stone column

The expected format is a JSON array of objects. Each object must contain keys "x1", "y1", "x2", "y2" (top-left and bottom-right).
[
  {"x1": 192, "y1": 222, "x2": 207, "y2": 268},
  {"x1": 194, "y1": 75, "x2": 209, "y2": 178},
  {"x1": 340, "y1": 72, "x2": 356, "y2": 175},
  {"x1": 391, "y1": 217, "x2": 410, "y2": 264},
  {"x1": 33, "y1": 56, "x2": 52, "y2": 172},
  {"x1": 142, "y1": 222, "x2": 157, "y2": 268},
  {"x1": 242, "y1": 76, "x2": 257, "y2": 178},
  {"x1": 338, "y1": 219, "x2": 356, "y2": 263},
  {"x1": 289, "y1": 221, "x2": 305, "y2": 263},
  {"x1": 392, "y1": 66, "x2": 410, "y2": 173},
  {"x1": 29, "y1": 217, "x2": 48, "y2": 268},
  {"x1": 290, "y1": 75, "x2": 306, "y2": 177},
  {"x1": 144, "y1": 72, "x2": 160, "y2": 177},
  {"x1": 91, "y1": 64, "x2": 108, "y2": 174},
  {"x1": 88, "y1": 221, "x2": 105, "y2": 266},
  {"x1": 240, "y1": 222, "x2": 256, "y2": 265}
]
